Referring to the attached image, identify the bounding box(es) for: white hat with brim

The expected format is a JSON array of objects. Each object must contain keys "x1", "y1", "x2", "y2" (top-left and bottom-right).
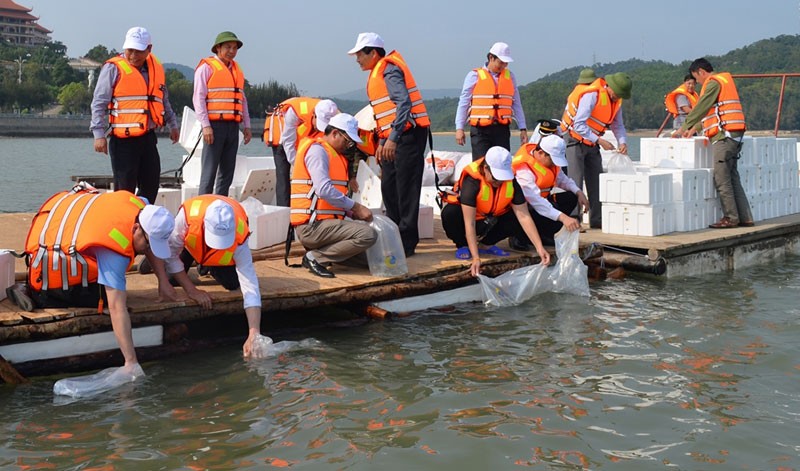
[
  {"x1": 139, "y1": 205, "x2": 174, "y2": 259},
  {"x1": 328, "y1": 113, "x2": 361, "y2": 143},
  {"x1": 484, "y1": 146, "x2": 515, "y2": 181},
  {"x1": 314, "y1": 99, "x2": 339, "y2": 132},
  {"x1": 204, "y1": 200, "x2": 236, "y2": 250},
  {"x1": 348, "y1": 32, "x2": 384, "y2": 54},
  {"x1": 122, "y1": 26, "x2": 151, "y2": 51},
  {"x1": 538, "y1": 134, "x2": 568, "y2": 167},
  {"x1": 489, "y1": 42, "x2": 513, "y2": 63}
]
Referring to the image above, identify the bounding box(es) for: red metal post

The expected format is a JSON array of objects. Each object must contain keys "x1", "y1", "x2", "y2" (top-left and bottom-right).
[{"x1": 775, "y1": 75, "x2": 788, "y2": 137}]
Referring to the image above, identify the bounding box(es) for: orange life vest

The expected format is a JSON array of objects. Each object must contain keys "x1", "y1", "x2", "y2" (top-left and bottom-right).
[
  {"x1": 511, "y1": 143, "x2": 559, "y2": 197},
  {"x1": 262, "y1": 97, "x2": 321, "y2": 147},
  {"x1": 25, "y1": 190, "x2": 146, "y2": 292},
  {"x1": 107, "y1": 54, "x2": 166, "y2": 138},
  {"x1": 445, "y1": 158, "x2": 515, "y2": 220},
  {"x1": 664, "y1": 85, "x2": 699, "y2": 117},
  {"x1": 468, "y1": 67, "x2": 515, "y2": 126},
  {"x1": 290, "y1": 138, "x2": 350, "y2": 226},
  {"x1": 199, "y1": 56, "x2": 245, "y2": 122},
  {"x1": 559, "y1": 78, "x2": 621, "y2": 146},
  {"x1": 366, "y1": 50, "x2": 430, "y2": 139},
  {"x1": 699, "y1": 72, "x2": 746, "y2": 138},
  {"x1": 181, "y1": 195, "x2": 250, "y2": 267}
]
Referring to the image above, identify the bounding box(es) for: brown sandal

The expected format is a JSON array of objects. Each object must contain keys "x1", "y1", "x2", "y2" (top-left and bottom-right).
[{"x1": 709, "y1": 217, "x2": 737, "y2": 229}]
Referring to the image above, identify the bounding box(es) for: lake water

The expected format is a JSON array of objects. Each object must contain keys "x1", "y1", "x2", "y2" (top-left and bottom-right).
[{"x1": 1, "y1": 137, "x2": 799, "y2": 469}]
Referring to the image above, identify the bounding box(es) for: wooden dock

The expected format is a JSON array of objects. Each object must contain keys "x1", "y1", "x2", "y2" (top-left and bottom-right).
[{"x1": 2, "y1": 211, "x2": 800, "y2": 380}]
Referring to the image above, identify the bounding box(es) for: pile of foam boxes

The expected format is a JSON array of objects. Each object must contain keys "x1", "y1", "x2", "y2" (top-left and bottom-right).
[{"x1": 599, "y1": 136, "x2": 800, "y2": 236}]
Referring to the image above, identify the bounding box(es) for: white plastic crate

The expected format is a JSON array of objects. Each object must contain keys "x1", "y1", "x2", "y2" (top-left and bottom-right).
[
  {"x1": 651, "y1": 168, "x2": 714, "y2": 202},
  {"x1": 601, "y1": 203, "x2": 675, "y2": 236},
  {"x1": 599, "y1": 171, "x2": 672, "y2": 205},
  {"x1": 0, "y1": 250, "x2": 14, "y2": 301},
  {"x1": 418, "y1": 205, "x2": 434, "y2": 239},
  {"x1": 248, "y1": 205, "x2": 290, "y2": 250},
  {"x1": 640, "y1": 137, "x2": 711, "y2": 169},
  {"x1": 154, "y1": 188, "x2": 181, "y2": 215}
]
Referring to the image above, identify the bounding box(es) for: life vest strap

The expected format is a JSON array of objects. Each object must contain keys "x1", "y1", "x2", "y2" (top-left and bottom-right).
[
  {"x1": 208, "y1": 87, "x2": 243, "y2": 93},
  {"x1": 110, "y1": 109, "x2": 147, "y2": 116},
  {"x1": 206, "y1": 98, "x2": 242, "y2": 104},
  {"x1": 370, "y1": 95, "x2": 392, "y2": 107}
]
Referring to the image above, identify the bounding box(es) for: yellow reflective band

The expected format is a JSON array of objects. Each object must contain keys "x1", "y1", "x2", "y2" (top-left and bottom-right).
[
  {"x1": 186, "y1": 234, "x2": 197, "y2": 249},
  {"x1": 219, "y1": 251, "x2": 233, "y2": 265},
  {"x1": 118, "y1": 60, "x2": 133, "y2": 75},
  {"x1": 716, "y1": 75, "x2": 728, "y2": 84},
  {"x1": 503, "y1": 69, "x2": 510, "y2": 79},
  {"x1": 298, "y1": 123, "x2": 308, "y2": 136},
  {"x1": 505, "y1": 182, "x2": 514, "y2": 198},
  {"x1": 600, "y1": 92, "x2": 608, "y2": 106},
  {"x1": 210, "y1": 59, "x2": 223, "y2": 71},
  {"x1": 478, "y1": 69, "x2": 487, "y2": 80},
  {"x1": 371, "y1": 59, "x2": 385, "y2": 79},
  {"x1": 300, "y1": 101, "x2": 308, "y2": 115},
  {"x1": 532, "y1": 161, "x2": 548, "y2": 176},
  {"x1": 130, "y1": 196, "x2": 145, "y2": 209},
  {"x1": 236, "y1": 218, "x2": 245, "y2": 235},
  {"x1": 480, "y1": 185, "x2": 490, "y2": 201},
  {"x1": 190, "y1": 199, "x2": 203, "y2": 217},
  {"x1": 108, "y1": 228, "x2": 130, "y2": 250}
]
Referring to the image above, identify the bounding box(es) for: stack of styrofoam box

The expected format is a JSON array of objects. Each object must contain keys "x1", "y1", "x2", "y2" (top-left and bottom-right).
[
  {"x1": 737, "y1": 136, "x2": 800, "y2": 222},
  {"x1": 599, "y1": 171, "x2": 675, "y2": 236},
  {"x1": 181, "y1": 154, "x2": 275, "y2": 202},
  {"x1": 247, "y1": 205, "x2": 290, "y2": 250},
  {"x1": 0, "y1": 250, "x2": 14, "y2": 301},
  {"x1": 154, "y1": 188, "x2": 181, "y2": 215}
]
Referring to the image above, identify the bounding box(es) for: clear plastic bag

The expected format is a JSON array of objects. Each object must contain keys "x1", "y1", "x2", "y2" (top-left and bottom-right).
[
  {"x1": 249, "y1": 334, "x2": 321, "y2": 359},
  {"x1": 53, "y1": 363, "x2": 145, "y2": 398},
  {"x1": 607, "y1": 151, "x2": 637, "y2": 174},
  {"x1": 547, "y1": 228, "x2": 590, "y2": 297},
  {"x1": 240, "y1": 196, "x2": 267, "y2": 221},
  {"x1": 365, "y1": 215, "x2": 408, "y2": 277}
]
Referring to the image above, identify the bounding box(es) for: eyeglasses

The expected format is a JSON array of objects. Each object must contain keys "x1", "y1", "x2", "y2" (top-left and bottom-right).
[{"x1": 339, "y1": 130, "x2": 356, "y2": 148}]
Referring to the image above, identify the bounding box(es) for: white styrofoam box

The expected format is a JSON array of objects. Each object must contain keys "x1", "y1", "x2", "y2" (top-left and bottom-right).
[
  {"x1": 739, "y1": 164, "x2": 760, "y2": 196},
  {"x1": 178, "y1": 106, "x2": 244, "y2": 153},
  {"x1": 598, "y1": 131, "x2": 622, "y2": 171},
  {"x1": 601, "y1": 203, "x2": 675, "y2": 236},
  {"x1": 351, "y1": 160, "x2": 383, "y2": 210},
  {"x1": 760, "y1": 191, "x2": 782, "y2": 220},
  {"x1": 420, "y1": 186, "x2": 445, "y2": 216},
  {"x1": 599, "y1": 171, "x2": 672, "y2": 205},
  {"x1": 739, "y1": 136, "x2": 755, "y2": 166},
  {"x1": 238, "y1": 168, "x2": 277, "y2": 205},
  {"x1": 705, "y1": 197, "x2": 723, "y2": 223},
  {"x1": 752, "y1": 137, "x2": 777, "y2": 165},
  {"x1": 787, "y1": 188, "x2": 800, "y2": 215},
  {"x1": 453, "y1": 153, "x2": 473, "y2": 186},
  {"x1": 181, "y1": 184, "x2": 199, "y2": 203},
  {"x1": 776, "y1": 138, "x2": 797, "y2": 164},
  {"x1": 418, "y1": 205, "x2": 434, "y2": 239},
  {"x1": 758, "y1": 164, "x2": 780, "y2": 193},
  {"x1": 182, "y1": 154, "x2": 274, "y2": 188},
  {"x1": 248, "y1": 205, "x2": 290, "y2": 250},
  {"x1": 776, "y1": 192, "x2": 788, "y2": 218},
  {"x1": 181, "y1": 151, "x2": 203, "y2": 185},
  {"x1": 747, "y1": 193, "x2": 763, "y2": 222},
  {"x1": 674, "y1": 201, "x2": 707, "y2": 232},
  {"x1": 788, "y1": 160, "x2": 800, "y2": 189},
  {"x1": 640, "y1": 137, "x2": 711, "y2": 169},
  {"x1": 796, "y1": 142, "x2": 800, "y2": 163},
  {"x1": 0, "y1": 250, "x2": 14, "y2": 301},
  {"x1": 154, "y1": 188, "x2": 181, "y2": 215},
  {"x1": 651, "y1": 168, "x2": 714, "y2": 201}
]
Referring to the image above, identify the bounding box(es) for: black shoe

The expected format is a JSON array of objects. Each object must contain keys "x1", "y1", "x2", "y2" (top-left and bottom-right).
[
  {"x1": 404, "y1": 247, "x2": 415, "y2": 258},
  {"x1": 6, "y1": 283, "x2": 34, "y2": 312},
  {"x1": 302, "y1": 254, "x2": 335, "y2": 278},
  {"x1": 509, "y1": 237, "x2": 533, "y2": 252}
]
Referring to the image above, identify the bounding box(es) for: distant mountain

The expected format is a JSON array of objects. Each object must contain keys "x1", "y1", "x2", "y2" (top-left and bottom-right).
[
  {"x1": 332, "y1": 88, "x2": 461, "y2": 102},
  {"x1": 163, "y1": 63, "x2": 194, "y2": 81}
]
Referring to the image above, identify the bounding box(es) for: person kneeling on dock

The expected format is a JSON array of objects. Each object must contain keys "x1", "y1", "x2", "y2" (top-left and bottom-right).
[
  {"x1": 290, "y1": 113, "x2": 377, "y2": 278},
  {"x1": 154, "y1": 195, "x2": 263, "y2": 357},
  {"x1": 18, "y1": 187, "x2": 175, "y2": 377},
  {"x1": 510, "y1": 134, "x2": 589, "y2": 249},
  {"x1": 441, "y1": 146, "x2": 551, "y2": 277}
]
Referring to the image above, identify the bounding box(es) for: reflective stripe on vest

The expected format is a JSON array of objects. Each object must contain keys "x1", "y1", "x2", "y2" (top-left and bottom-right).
[
  {"x1": 699, "y1": 73, "x2": 746, "y2": 138},
  {"x1": 449, "y1": 158, "x2": 515, "y2": 220},
  {"x1": 181, "y1": 195, "x2": 250, "y2": 266},
  {"x1": 559, "y1": 78, "x2": 621, "y2": 146},
  {"x1": 366, "y1": 50, "x2": 430, "y2": 139},
  {"x1": 289, "y1": 138, "x2": 349, "y2": 225},
  {"x1": 664, "y1": 85, "x2": 699, "y2": 116},
  {"x1": 200, "y1": 57, "x2": 245, "y2": 122},
  {"x1": 107, "y1": 54, "x2": 166, "y2": 138},
  {"x1": 468, "y1": 68, "x2": 514, "y2": 126},
  {"x1": 511, "y1": 144, "x2": 558, "y2": 197}
]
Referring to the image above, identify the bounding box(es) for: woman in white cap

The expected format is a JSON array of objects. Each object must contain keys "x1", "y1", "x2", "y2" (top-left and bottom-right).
[
  {"x1": 455, "y1": 42, "x2": 528, "y2": 161},
  {"x1": 440, "y1": 146, "x2": 550, "y2": 277}
]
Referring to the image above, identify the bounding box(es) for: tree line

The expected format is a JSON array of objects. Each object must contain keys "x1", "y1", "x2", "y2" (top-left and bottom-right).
[{"x1": 2, "y1": 34, "x2": 798, "y2": 132}]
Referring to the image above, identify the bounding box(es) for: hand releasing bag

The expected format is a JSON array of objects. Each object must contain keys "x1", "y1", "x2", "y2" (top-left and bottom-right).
[
  {"x1": 607, "y1": 151, "x2": 637, "y2": 174},
  {"x1": 53, "y1": 364, "x2": 145, "y2": 398}
]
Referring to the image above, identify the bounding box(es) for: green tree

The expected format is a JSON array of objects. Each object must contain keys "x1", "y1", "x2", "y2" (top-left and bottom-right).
[
  {"x1": 85, "y1": 44, "x2": 116, "y2": 63},
  {"x1": 165, "y1": 68, "x2": 192, "y2": 115},
  {"x1": 245, "y1": 80, "x2": 300, "y2": 118},
  {"x1": 58, "y1": 82, "x2": 91, "y2": 114}
]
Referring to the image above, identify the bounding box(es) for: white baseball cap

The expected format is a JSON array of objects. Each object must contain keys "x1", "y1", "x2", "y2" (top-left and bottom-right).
[
  {"x1": 538, "y1": 134, "x2": 568, "y2": 167},
  {"x1": 347, "y1": 32, "x2": 384, "y2": 54},
  {"x1": 139, "y1": 205, "x2": 174, "y2": 259},
  {"x1": 489, "y1": 42, "x2": 513, "y2": 63},
  {"x1": 484, "y1": 146, "x2": 515, "y2": 181},
  {"x1": 314, "y1": 99, "x2": 339, "y2": 132},
  {"x1": 328, "y1": 113, "x2": 361, "y2": 143},
  {"x1": 122, "y1": 26, "x2": 151, "y2": 51},
  {"x1": 204, "y1": 200, "x2": 236, "y2": 249}
]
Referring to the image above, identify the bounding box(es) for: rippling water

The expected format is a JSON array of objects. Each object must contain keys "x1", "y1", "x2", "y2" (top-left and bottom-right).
[{"x1": 2, "y1": 255, "x2": 799, "y2": 469}]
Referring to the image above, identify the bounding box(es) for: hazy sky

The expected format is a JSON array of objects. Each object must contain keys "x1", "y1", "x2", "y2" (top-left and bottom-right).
[{"x1": 26, "y1": 0, "x2": 799, "y2": 97}]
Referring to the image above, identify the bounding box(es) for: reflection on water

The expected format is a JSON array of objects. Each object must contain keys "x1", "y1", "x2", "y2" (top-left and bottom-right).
[{"x1": 2, "y1": 259, "x2": 800, "y2": 469}]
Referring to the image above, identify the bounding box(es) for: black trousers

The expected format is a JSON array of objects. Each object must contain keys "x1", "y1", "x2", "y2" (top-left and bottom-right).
[
  {"x1": 271, "y1": 144, "x2": 290, "y2": 207},
  {"x1": 440, "y1": 204, "x2": 525, "y2": 248},
  {"x1": 520, "y1": 192, "x2": 579, "y2": 244},
  {"x1": 108, "y1": 130, "x2": 161, "y2": 203},
  {"x1": 380, "y1": 125, "x2": 427, "y2": 255},
  {"x1": 470, "y1": 123, "x2": 511, "y2": 161}
]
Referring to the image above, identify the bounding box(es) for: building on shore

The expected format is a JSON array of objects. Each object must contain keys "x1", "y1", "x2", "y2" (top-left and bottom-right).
[{"x1": 0, "y1": 0, "x2": 51, "y2": 47}]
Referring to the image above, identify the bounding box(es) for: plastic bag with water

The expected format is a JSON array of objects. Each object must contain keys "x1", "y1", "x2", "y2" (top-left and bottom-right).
[
  {"x1": 53, "y1": 363, "x2": 145, "y2": 398},
  {"x1": 607, "y1": 151, "x2": 637, "y2": 174},
  {"x1": 365, "y1": 215, "x2": 408, "y2": 277},
  {"x1": 240, "y1": 196, "x2": 267, "y2": 220},
  {"x1": 477, "y1": 229, "x2": 590, "y2": 306},
  {"x1": 250, "y1": 334, "x2": 321, "y2": 359}
]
